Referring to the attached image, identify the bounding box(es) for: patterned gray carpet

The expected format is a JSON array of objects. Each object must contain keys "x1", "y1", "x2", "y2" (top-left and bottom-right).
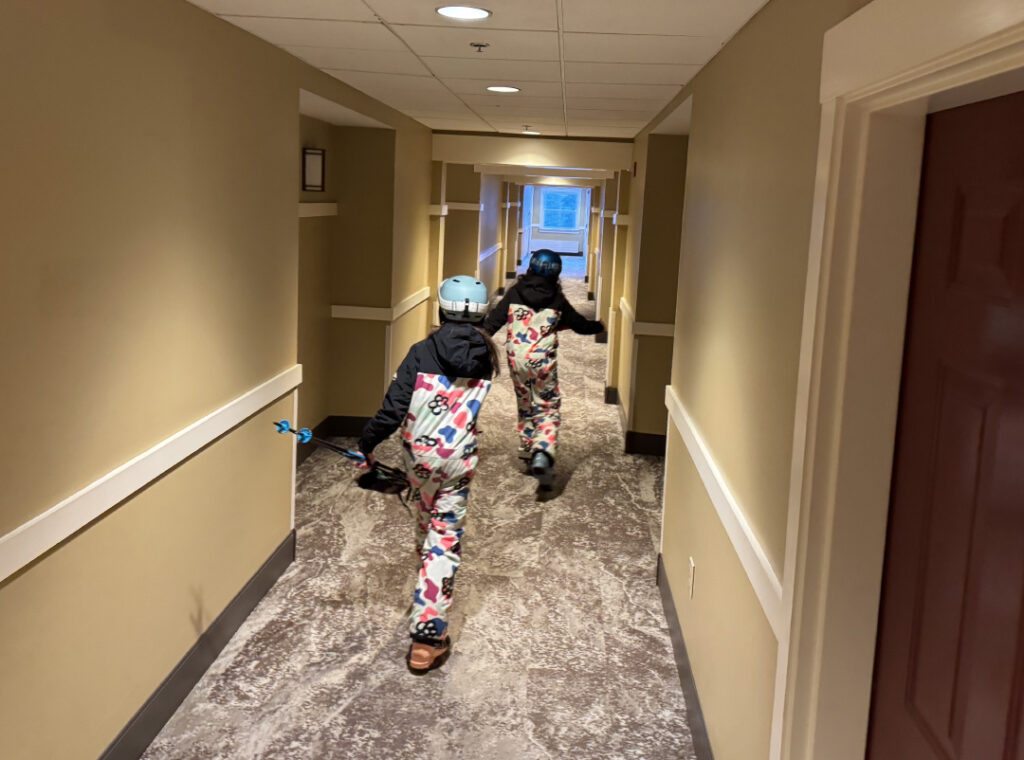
[{"x1": 142, "y1": 268, "x2": 695, "y2": 760}]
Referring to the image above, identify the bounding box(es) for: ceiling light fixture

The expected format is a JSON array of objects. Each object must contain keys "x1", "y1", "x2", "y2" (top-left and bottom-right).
[
  {"x1": 487, "y1": 86, "x2": 520, "y2": 93},
  {"x1": 436, "y1": 6, "x2": 491, "y2": 20},
  {"x1": 522, "y1": 126, "x2": 540, "y2": 135}
]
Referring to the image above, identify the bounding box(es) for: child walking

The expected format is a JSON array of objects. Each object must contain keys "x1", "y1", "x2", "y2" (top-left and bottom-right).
[
  {"x1": 358, "y1": 276, "x2": 500, "y2": 672},
  {"x1": 482, "y1": 250, "x2": 604, "y2": 486}
]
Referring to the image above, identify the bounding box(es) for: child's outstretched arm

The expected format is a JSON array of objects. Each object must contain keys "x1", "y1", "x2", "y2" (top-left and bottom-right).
[
  {"x1": 557, "y1": 296, "x2": 605, "y2": 335},
  {"x1": 358, "y1": 352, "x2": 417, "y2": 456},
  {"x1": 482, "y1": 287, "x2": 516, "y2": 336}
]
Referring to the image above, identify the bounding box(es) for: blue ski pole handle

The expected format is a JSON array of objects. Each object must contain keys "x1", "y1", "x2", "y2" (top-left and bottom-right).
[{"x1": 273, "y1": 421, "x2": 365, "y2": 462}]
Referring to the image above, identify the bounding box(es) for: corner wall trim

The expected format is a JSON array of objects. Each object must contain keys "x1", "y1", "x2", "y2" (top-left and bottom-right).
[
  {"x1": 100, "y1": 530, "x2": 296, "y2": 760},
  {"x1": 657, "y1": 554, "x2": 715, "y2": 760},
  {"x1": 625, "y1": 431, "x2": 666, "y2": 456},
  {"x1": 613, "y1": 213, "x2": 633, "y2": 226},
  {"x1": 428, "y1": 203, "x2": 449, "y2": 217},
  {"x1": 298, "y1": 202, "x2": 338, "y2": 218},
  {"x1": 0, "y1": 365, "x2": 303, "y2": 584},
  {"x1": 447, "y1": 202, "x2": 483, "y2": 212},
  {"x1": 479, "y1": 243, "x2": 502, "y2": 262},
  {"x1": 332, "y1": 286, "x2": 430, "y2": 323},
  {"x1": 619, "y1": 297, "x2": 674, "y2": 337},
  {"x1": 664, "y1": 384, "x2": 785, "y2": 637}
]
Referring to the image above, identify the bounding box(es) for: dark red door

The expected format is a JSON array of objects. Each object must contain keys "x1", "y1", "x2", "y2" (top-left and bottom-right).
[{"x1": 867, "y1": 91, "x2": 1024, "y2": 759}]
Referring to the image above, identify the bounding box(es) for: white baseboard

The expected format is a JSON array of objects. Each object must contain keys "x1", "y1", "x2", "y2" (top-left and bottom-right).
[
  {"x1": 0, "y1": 365, "x2": 303, "y2": 583},
  {"x1": 664, "y1": 384, "x2": 785, "y2": 638}
]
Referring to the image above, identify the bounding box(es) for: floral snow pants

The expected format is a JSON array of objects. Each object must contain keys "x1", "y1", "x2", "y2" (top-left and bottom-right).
[
  {"x1": 403, "y1": 450, "x2": 477, "y2": 642},
  {"x1": 510, "y1": 354, "x2": 561, "y2": 460}
]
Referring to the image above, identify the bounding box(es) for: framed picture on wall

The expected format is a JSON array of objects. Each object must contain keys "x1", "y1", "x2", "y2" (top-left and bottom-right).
[{"x1": 302, "y1": 148, "x2": 325, "y2": 192}]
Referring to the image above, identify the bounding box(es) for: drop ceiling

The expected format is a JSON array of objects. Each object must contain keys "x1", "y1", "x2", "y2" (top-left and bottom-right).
[{"x1": 187, "y1": 0, "x2": 769, "y2": 139}]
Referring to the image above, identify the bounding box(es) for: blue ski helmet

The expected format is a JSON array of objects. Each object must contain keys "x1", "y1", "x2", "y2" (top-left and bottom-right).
[
  {"x1": 528, "y1": 249, "x2": 562, "y2": 279},
  {"x1": 438, "y1": 276, "x2": 489, "y2": 323}
]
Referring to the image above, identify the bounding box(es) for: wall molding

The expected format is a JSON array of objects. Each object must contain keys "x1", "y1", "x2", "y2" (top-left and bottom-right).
[
  {"x1": 664, "y1": 384, "x2": 785, "y2": 638},
  {"x1": 0, "y1": 365, "x2": 303, "y2": 584},
  {"x1": 99, "y1": 530, "x2": 295, "y2": 760},
  {"x1": 331, "y1": 286, "x2": 430, "y2": 323},
  {"x1": 602, "y1": 210, "x2": 615, "y2": 218},
  {"x1": 613, "y1": 213, "x2": 633, "y2": 226},
  {"x1": 298, "y1": 202, "x2": 337, "y2": 218},
  {"x1": 447, "y1": 202, "x2": 483, "y2": 212},
  {"x1": 619, "y1": 297, "x2": 674, "y2": 337},
  {"x1": 428, "y1": 203, "x2": 448, "y2": 217},
  {"x1": 479, "y1": 243, "x2": 502, "y2": 262}
]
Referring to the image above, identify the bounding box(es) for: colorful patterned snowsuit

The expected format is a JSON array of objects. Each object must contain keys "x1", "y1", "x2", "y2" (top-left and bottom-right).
[
  {"x1": 400, "y1": 374, "x2": 489, "y2": 641},
  {"x1": 483, "y1": 275, "x2": 604, "y2": 462},
  {"x1": 506, "y1": 305, "x2": 562, "y2": 459},
  {"x1": 358, "y1": 322, "x2": 494, "y2": 643}
]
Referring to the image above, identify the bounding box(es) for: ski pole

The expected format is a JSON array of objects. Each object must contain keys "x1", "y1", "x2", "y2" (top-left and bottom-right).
[{"x1": 273, "y1": 420, "x2": 366, "y2": 463}]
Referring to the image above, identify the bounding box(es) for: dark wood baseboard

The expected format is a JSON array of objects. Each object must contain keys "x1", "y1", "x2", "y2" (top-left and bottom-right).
[
  {"x1": 625, "y1": 431, "x2": 667, "y2": 456},
  {"x1": 584, "y1": 275, "x2": 590, "y2": 283},
  {"x1": 505, "y1": 271, "x2": 516, "y2": 280},
  {"x1": 605, "y1": 386, "x2": 619, "y2": 405},
  {"x1": 657, "y1": 555, "x2": 715, "y2": 760},
  {"x1": 100, "y1": 530, "x2": 297, "y2": 760},
  {"x1": 595, "y1": 331, "x2": 608, "y2": 344},
  {"x1": 497, "y1": 286, "x2": 505, "y2": 296},
  {"x1": 296, "y1": 416, "x2": 373, "y2": 466}
]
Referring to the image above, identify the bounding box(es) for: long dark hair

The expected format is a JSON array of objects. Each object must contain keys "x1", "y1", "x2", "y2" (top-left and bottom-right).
[{"x1": 474, "y1": 326, "x2": 502, "y2": 377}]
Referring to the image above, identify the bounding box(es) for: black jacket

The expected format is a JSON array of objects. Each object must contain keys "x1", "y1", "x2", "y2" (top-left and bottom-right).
[
  {"x1": 359, "y1": 322, "x2": 494, "y2": 454},
  {"x1": 481, "y1": 274, "x2": 604, "y2": 336}
]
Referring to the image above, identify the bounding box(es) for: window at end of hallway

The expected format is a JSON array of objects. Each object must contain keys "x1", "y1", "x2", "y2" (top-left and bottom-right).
[{"x1": 540, "y1": 188, "x2": 583, "y2": 231}]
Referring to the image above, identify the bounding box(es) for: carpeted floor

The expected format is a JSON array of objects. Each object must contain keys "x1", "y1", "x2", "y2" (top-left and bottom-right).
[{"x1": 142, "y1": 267, "x2": 696, "y2": 760}]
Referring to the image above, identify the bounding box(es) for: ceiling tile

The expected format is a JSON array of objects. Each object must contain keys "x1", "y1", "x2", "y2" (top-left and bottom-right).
[
  {"x1": 567, "y1": 126, "x2": 638, "y2": 139},
  {"x1": 223, "y1": 16, "x2": 402, "y2": 49},
  {"x1": 491, "y1": 121, "x2": 566, "y2": 133},
  {"x1": 326, "y1": 70, "x2": 469, "y2": 112},
  {"x1": 186, "y1": 0, "x2": 377, "y2": 21},
  {"x1": 565, "y1": 82, "x2": 682, "y2": 100},
  {"x1": 565, "y1": 62, "x2": 700, "y2": 85},
  {"x1": 562, "y1": 0, "x2": 767, "y2": 38},
  {"x1": 393, "y1": 27, "x2": 559, "y2": 60},
  {"x1": 563, "y1": 32, "x2": 722, "y2": 65},
  {"x1": 423, "y1": 57, "x2": 561, "y2": 82},
  {"x1": 415, "y1": 116, "x2": 495, "y2": 131},
  {"x1": 567, "y1": 96, "x2": 668, "y2": 111},
  {"x1": 462, "y1": 94, "x2": 565, "y2": 108},
  {"x1": 285, "y1": 46, "x2": 429, "y2": 75},
  {"x1": 473, "y1": 104, "x2": 565, "y2": 119},
  {"x1": 566, "y1": 108, "x2": 657, "y2": 122},
  {"x1": 443, "y1": 78, "x2": 564, "y2": 98},
  {"x1": 365, "y1": 0, "x2": 558, "y2": 31}
]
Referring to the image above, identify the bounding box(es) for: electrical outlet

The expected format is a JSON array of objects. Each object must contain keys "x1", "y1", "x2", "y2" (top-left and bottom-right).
[{"x1": 689, "y1": 557, "x2": 696, "y2": 599}]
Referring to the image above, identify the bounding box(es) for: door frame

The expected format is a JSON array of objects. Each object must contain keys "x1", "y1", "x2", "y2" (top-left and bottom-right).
[{"x1": 782, "y1": 3, "x2": 1024, "y2": 759}]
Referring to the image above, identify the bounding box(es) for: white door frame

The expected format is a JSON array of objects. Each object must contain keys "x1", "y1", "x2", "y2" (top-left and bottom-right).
[{"x1": 781, "y1": 3, "x2": 1024, "y2": 759}]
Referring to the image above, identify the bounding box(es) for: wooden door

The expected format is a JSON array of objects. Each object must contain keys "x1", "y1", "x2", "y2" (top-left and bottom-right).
[{"x1": 867, "y1": 90, "x2": 1024, "y2": 759}]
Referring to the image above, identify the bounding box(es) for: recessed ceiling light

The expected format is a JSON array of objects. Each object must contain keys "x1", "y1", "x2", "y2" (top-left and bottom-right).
[
  {"x1": 487, "y1": 86, "x2": 520, "y2": 93},
  {"x1": 436, "y1": 6, "x2": 491, "y2": 20}
]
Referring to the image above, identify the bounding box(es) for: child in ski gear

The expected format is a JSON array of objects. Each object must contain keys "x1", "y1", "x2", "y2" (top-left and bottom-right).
[
  {"x1": 358, "y1": 276, "x2": 499, "y2": 672},
  {"x1": 482, "y1": 250, "x2": 604, "y2": 486}
]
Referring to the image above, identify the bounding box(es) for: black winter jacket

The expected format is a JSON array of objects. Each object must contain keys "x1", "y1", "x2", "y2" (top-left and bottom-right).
[
  {"x1": 481, "y1": 274, "x2": 604, "y2": 336},
  {"x1": 358, "y1": 322, "x2": 494, "y2": 455}
]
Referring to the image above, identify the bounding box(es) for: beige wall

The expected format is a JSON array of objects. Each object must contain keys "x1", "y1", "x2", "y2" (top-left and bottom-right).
[
  {"x1": 390, "y1": 301, "x2": 430, "y2": 379},
  {"x1": 443, "y1": 211, "x2": 481, "y2": 279},
  {"x1": 641, "y1": 0, "x2": 874, "y2": 757},
  {"x1": 298, "y1": 216, "x2": 333, "y2": 429},
  {"x1": 665, "y1": 0, "x2": 873, "y2": 574},
  {"x1": 0, "y1": 398, "x2": 294, "y2": 760},
  {"x1": 0, "y1": 2, "x2": 430, "y2": 757},
  {"x1": 616, "y1": 134, "x2": 688, "y2": 436},
  {"x1": 478, "y1": 174, "x2": 502, "y2": 294},
  {"x1": 662, "y1": 425, "x2": 778, "y2": 760},
  {"x1": 391, "y1": 126, "x2": 432, "y2": 306}
]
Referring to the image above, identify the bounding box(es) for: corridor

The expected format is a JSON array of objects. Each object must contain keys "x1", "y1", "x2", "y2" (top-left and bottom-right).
[{"x1": 141, "y1": 270, "x2": 695, "y2": 760}]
